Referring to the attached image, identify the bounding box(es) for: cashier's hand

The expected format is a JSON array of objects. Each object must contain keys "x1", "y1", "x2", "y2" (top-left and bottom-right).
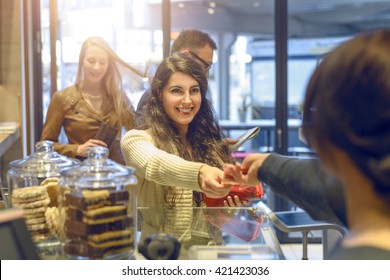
[
  {"x1": 77, "y1": 139, "x2": 108, "y2": 157},
  {"x1": 198, "y1": 165, "x2": 232, "y2": 198},
  {"x1": 223, "y1": 153, "x2": 271, "y2": 187}
]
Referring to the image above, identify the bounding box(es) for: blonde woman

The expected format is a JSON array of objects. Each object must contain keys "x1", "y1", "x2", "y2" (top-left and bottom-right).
[{"x1": 41, "y1": 36, "x2": 143, "y2": 164}]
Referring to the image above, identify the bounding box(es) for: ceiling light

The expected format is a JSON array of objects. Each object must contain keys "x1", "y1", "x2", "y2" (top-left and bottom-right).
[
  {"x1": 178, "y1": 2, "x2": 185, "y2": 8},
  {"x1": 209, "y1": 2, "x2": 216, "y2": 8},
  {"x1": 208, "y1": 8, "x2": 215, "y2": 14}
]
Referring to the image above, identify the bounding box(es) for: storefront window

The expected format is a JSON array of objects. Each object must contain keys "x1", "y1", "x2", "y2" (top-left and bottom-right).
[{"x1": 41, "y1": 0, "x2": 163, "y2": 124}]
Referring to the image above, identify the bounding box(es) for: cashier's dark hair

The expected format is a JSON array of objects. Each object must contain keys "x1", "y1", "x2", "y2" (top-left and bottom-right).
[{"x1": 302, "y1": 29, "x2": 390, "y2": 198}]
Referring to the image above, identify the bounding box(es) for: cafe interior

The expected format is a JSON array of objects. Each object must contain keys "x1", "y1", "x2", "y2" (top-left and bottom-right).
[{"x1": 1, "y1": 0, "x2": 390, "y2": 260}]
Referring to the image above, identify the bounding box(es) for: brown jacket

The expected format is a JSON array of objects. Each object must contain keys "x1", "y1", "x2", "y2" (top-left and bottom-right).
[{"x1": 41, "y1": 85, "x2": 135, "y2": 164}]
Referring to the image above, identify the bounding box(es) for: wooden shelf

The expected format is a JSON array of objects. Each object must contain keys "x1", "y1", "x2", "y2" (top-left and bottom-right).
[{"x1": 0, "y1": 122, "x2": 20, "y2": 157}]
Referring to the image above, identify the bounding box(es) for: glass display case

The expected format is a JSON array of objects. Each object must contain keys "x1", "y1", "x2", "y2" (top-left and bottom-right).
[
  {"x1": 136, "y1": 202, "x2": 284, "y2": 260},
  {"x1": 4, "y1": 140, "x2": 80, "y2": 258},
  {"x1": 5, "y1": 140, "x2": 80, "y2": 207},
  {"x1": 58, "y1": 146, "x2": 137, "y2": 260}
]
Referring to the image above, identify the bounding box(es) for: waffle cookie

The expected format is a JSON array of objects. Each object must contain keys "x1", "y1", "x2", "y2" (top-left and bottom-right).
[
  {"x1": 64, "y1": 189, "x2": 129, "y2": 210},
  {"x1": 63, "y1": 189, "x2": 134, "y2": 259},
  {"x1": 67, "y1": 205, "x2": 128, "y2": 224},
  {"x1": 65, "y1": 216, "x2": 133, "y2": 237},
  {"x1": 64, "y1": 239, "x2": 132, "y2": 259},
  {"x1": 64, "y1": 229, "x2": 133, "y2": 259}
]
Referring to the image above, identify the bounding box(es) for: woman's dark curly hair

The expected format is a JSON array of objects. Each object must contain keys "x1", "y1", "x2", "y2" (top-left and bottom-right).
[
  {"x1": 302, "y1": 29, "x2": 390, "y2": 199},
  {"x1": 139, "y1": 53, "x2": 233, "y2": 207},
  {"x1": 140, "y1": 53, "x2": 233, "y2": 168}
]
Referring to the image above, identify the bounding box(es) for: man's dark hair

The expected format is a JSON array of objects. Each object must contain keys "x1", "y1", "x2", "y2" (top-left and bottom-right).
[{"x1": 171, "y1": 29, "x2": 217, "y2": 53}]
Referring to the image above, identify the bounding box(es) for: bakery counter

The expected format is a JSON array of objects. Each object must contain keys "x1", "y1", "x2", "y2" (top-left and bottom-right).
[
  {"x1": 0, "y1": 202, "x2": 285, "y2": 260},
  {"x1": 0, "y1": 122, "x2": 20, "y2": 157},
  {"x1": 0, "y1": 122, "x2": 21, "y2": 203},
  {"x1": 44, "y1": 204, "x2": 284, "y2": 260},
  {"x1": 0, "y1": 122, "x2": 20, "y2": 203},
  {"x1": 135, "y1": 203, "x2": 285, "y2": 260}
]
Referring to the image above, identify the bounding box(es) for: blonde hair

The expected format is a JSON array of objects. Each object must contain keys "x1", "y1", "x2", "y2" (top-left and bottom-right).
[{"x1": 75, "y1": 36, "x2": 144, "y2": 125}]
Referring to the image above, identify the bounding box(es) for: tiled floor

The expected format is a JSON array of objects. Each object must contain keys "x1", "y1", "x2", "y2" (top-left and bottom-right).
[{"x1": 280, "y1": 243, "x2": 323, "y2": 260}]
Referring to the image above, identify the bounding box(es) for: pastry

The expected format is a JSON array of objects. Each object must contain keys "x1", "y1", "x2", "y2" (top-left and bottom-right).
[{"x1": 63, "y1": 189, "x2": 134, "y2": 259}]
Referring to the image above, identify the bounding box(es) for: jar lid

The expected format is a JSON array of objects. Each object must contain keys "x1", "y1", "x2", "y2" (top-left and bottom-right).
[
  {"x1": 9, "y1": 140, "x2": 80, "y2": 178},
  {"x1": 60, "y1": 146, "x2": 136, "y2": 188}
]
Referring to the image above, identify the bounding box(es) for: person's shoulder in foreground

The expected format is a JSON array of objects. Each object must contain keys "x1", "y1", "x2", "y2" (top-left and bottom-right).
[
  {"x1": 327, "y1": 245, "x2": 390, "y2": 260},
  {"x1": 224, "y1": 29, "x2": 390, "y2": 260},
  {"x1": 301, "y1": 29, "x2": 390, "y2": 260}
]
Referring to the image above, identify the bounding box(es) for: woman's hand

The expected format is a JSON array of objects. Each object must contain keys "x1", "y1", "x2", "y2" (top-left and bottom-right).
[
  {"x1": 223, "y1": 195, "x2": 249, "y2": 207},
  {"x1": 223, "y1": 153, "x2": 271, "y2": 187},
  {"x1": 76, "y1": 139, "x2": 107, "y2": 157},
  {"x1": 198, "y1": 165, "x2": 232, "y2": 198}
]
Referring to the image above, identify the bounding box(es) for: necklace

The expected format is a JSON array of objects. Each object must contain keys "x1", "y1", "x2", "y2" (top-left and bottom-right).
[
  {"x1": 83, "y1": 92, "x2": 103, "y2": 100},
  {"x1": 82, "y1": 91, "x2": 103, "y2": 112}
]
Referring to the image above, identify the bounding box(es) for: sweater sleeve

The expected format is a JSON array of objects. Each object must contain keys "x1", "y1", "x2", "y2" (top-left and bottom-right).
[
  {"x1": 121, "y1": 129, "x2": 204, "y2": 192},
  {"x1": 258, "y1": 153, "x2": 347, "y2": 227}
]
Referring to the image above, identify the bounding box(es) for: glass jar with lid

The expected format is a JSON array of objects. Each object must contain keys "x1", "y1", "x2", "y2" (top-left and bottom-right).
[
  {"x1": 58, "y1": 146, "x2": 137, "y2": 260},
  {"x1": 5, "y1": 140, "x2": 80, "y2": 258}
]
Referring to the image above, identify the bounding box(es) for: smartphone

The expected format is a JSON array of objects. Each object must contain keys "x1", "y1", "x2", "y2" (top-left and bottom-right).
[{"x1": 230, "y1": 127, "x2": 261, "y2": 152}]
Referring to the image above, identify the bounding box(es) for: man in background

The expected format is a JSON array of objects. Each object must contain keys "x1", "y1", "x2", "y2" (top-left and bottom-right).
[{"x1": 136, "y1": 29, "x2": 217, "y2": 124}]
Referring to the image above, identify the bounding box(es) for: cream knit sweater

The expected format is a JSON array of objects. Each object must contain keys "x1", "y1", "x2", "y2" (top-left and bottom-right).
[{"x1": 121, "y1": 129, "x2": 212, "y2": 243}]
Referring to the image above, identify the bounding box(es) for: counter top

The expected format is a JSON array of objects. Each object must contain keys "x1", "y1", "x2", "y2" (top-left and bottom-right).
[
  {"x1": 0, "y1": 122, "x2": 20, "y2": 157},
  {"x1": 218, "y1": 119, "x2": 302, "y2": 130}
]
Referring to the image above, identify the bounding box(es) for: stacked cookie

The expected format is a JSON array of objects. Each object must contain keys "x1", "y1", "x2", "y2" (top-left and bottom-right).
[
  {"x1": 63, "y1": 189, "x2": 134, "y2": 259},
  {"x1": 40, "y1": 177, "x2": 60, "y2": 207},
  {"x1": 11, "y1": 186, "x2": 51, "y2": 241},
  {"x1": 39, "y1": 177, "x2": 65, "y2": 238}
]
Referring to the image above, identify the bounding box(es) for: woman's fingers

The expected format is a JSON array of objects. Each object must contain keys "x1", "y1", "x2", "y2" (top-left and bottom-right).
[
  {"x1": 89, "y1": 139, "x2": 108, "y2": 147},
  {"x1": 221, "y1": 177, "x2": 240, "y2": 185},
  {"x1": 202, "y1": 182, "x2": 231, "y2": 198},
  {"x1": 223, "y1": 163, "x2": 243, "y2": 184}
]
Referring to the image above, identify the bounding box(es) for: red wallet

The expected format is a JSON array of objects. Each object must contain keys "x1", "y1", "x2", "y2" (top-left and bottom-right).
[{"x1": 203, "y1": 184, "x2": 264, "y2": 207}]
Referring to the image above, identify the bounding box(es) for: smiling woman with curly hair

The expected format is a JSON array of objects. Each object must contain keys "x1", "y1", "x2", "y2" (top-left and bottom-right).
[{"x1": 121, "y1": 53, "x2": 244, "y2": 258}]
